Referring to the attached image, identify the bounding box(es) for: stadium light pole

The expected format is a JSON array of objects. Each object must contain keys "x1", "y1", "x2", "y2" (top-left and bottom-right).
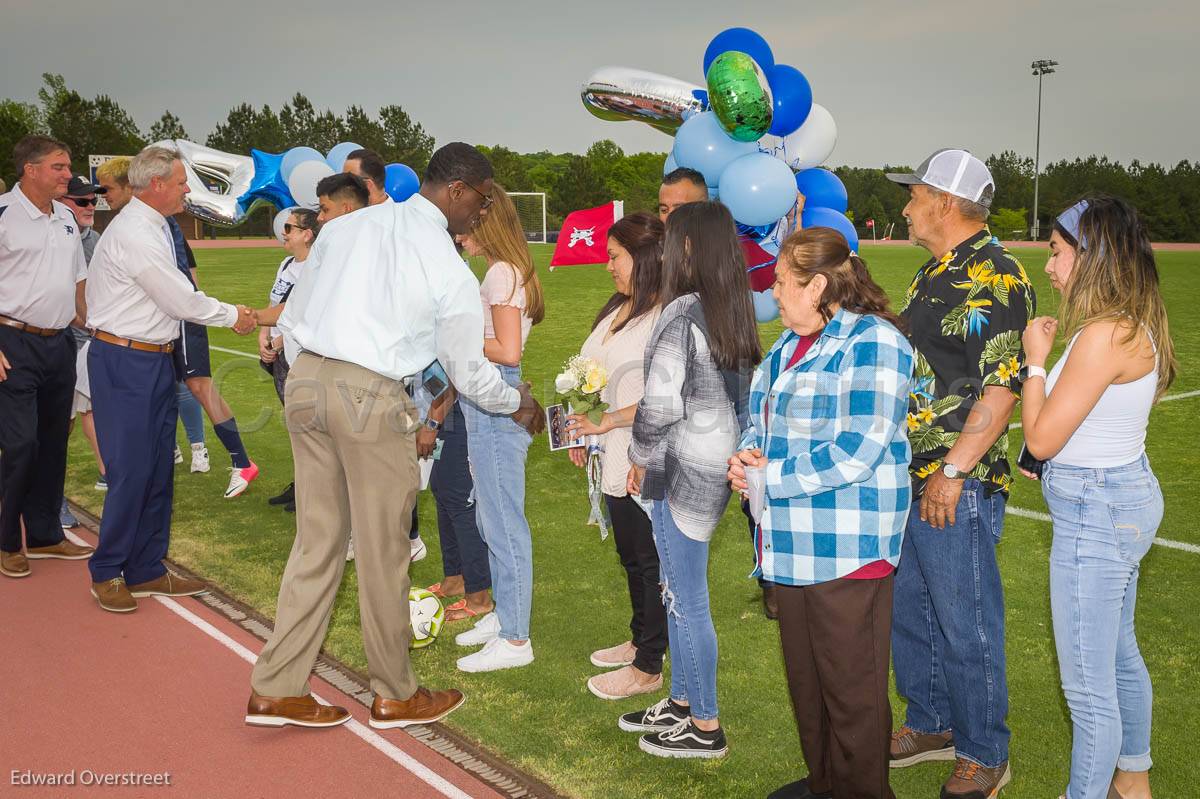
[{"x1": 1031, "y1": 59, "x2": 1059, "y2": 240}]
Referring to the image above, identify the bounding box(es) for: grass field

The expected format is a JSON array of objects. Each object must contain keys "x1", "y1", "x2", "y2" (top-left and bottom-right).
[{"x1": 64, "y1": 241, "x2": 1199, "y2": 798}]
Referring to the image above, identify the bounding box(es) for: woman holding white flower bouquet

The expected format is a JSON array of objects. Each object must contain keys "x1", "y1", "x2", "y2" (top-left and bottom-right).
[
  {"x1": 560, "y1": 213, "x2": 668, "y2": 701},
  {"x1": 452, "y1": 186, "x2": 546, "y2": 674}
]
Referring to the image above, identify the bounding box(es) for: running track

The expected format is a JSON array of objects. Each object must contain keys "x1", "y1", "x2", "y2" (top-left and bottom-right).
[{"x1": 0, "y1": 522, "x2": 506, "y2": 799}]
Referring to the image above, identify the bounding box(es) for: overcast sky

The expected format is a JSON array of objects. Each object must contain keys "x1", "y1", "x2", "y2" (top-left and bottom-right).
[{"x1": 3, "y1": 0, "x2": 1196, "y2": 169}]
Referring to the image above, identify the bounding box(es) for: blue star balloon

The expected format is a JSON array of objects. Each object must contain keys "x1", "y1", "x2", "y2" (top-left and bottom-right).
[{"x1": 236, "y1": 149, "x2": 295, "y2": 214}]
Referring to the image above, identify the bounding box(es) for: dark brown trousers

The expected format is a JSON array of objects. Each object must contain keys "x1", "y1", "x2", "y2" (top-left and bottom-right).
[{"x1": 776, "y1": 575, "x2": 896, "y2": 799}]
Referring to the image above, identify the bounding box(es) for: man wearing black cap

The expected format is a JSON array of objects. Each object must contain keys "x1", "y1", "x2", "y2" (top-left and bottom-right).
[
  {"x1": 0, "y1": 135, "x2": 96, "y2": 579},
  {"x1": 59, "y1": 176, "x2": 109, "y2": 526},
  {"x1": 884, "y1": 149, "x2": 1035, "y2": 798}
]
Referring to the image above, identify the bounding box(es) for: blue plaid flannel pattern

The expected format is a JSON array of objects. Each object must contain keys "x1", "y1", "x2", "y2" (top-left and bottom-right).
[{"x1": 738, "y1": 309, "x2": 915, "y2": 585}]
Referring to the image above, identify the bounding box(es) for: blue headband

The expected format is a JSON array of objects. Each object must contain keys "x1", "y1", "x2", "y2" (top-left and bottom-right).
[{"x1": 1055, "y1": 200, "x2": 1089, "y2": 248}]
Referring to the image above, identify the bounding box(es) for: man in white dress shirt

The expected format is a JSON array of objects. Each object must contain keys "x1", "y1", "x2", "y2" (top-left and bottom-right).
[
  {"x1": 246, "y1": 142, "x2": 544, "y2": 730},
  {"x1": 84, "y1": 145, "x2": 255, "y2": 613},
  {"x1": 0, "y1": 135, "x2": 96, "y2": 579}
]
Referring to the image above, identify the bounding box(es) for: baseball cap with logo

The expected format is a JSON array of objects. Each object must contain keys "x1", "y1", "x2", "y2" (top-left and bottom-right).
[
  {"x1": 66, "y1": 176, "x2": 107, "y2": 197},
  {"x1": 886, "y1": 149, "x2": 994, "y2": 208}
]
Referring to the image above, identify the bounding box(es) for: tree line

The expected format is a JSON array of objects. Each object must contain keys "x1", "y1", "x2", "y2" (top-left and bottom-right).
[{"x1": 2, "y1": 75, "x2": 1196, "y2": 241}]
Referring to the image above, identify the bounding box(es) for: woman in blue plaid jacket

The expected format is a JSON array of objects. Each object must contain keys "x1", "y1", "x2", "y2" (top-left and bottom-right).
[{"x1": 729, "y1": 227, "x2": 914, "y2": 799}]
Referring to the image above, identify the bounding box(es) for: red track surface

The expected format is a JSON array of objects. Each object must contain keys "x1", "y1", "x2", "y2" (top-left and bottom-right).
[{"x1": 0, "y1": 525, "x2": 504, "y2": 799}]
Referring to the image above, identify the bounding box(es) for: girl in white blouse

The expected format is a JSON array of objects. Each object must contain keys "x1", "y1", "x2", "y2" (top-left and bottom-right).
[{"x1": 565, "y1": 213, "x2": 667, "y2": 701}]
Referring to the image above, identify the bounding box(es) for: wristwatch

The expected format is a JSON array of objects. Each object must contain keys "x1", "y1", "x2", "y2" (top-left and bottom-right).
[
  {"x1": 423, "y1": 418, "x2": 442, "y2": 432},
  {"x1": 1017, "y1": 364, "x2": 1047, "y2": 384},
  {"x1": 942, "y1": 460, "x2": 966, "y2": 480}
]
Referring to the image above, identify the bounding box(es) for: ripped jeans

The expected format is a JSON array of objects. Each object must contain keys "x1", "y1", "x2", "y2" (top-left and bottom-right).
[
  {"x1": 1044, "y1": 455, "x2": 1161, "y2": 799},
  {"x1": 651, "y1": 500, "x2": 719, "y2": 721}
]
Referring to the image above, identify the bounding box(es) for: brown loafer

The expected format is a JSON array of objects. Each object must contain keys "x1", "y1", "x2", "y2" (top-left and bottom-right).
[
  {"x1": 91, "y1": 577, "x2": 137, "y2": 613},
  {"x1": 245, "y1": 692, "x2": 351, "y2": 728},
  {"x1": 369, "y1": 687, "x2": 465, "y2": 729},
  {"x1": 1, "y1": 550, "x2": 31, "y2": 578},
  {"x1": 27, "y1": 540, "x2": 94, "y2": 560},
  {"x1": 126, "y1": 571, "x2": 207, "y2": 598}
]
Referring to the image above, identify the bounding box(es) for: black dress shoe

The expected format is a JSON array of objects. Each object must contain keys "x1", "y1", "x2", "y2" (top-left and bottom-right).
[
  {"x1": 762, "y1": 582, "x2": 779, "y2": 620},
  {"x1": 284, "y1": 500, "x2": 296, "y2": 513},
  {"x1": 269, "y1": 482, "x2": 295, "y2": 506},
  {"x1": 767, "y1": 777, "x2": 832, "y2": 799}
]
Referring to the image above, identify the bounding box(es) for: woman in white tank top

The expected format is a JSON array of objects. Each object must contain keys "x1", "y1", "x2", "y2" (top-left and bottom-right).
[{"x1": 1018, "y1": 198, "x2": 1178, "y2": 799}]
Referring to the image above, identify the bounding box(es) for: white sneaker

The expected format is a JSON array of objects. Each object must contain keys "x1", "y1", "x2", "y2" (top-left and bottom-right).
[
  {"x1": 346, "y1": 533, "x2": 355, "y2": 562},
  {"x1": 456, "y1": 637, "x2": 533, "y2": 673},
  {"x1": 174, "y1": 446, "x2": 183, "y2": 464},
  {"x1": 454, "y1": 611, "x2": 501, "y2": 647},
  {"x1": 224, "y1": 461, "x2": 259, "y2": 498},
  {"x1": 190, "y1": 444, "x2": 210, "y2": 473},
  {"x1": 410, "y1": 535, "x2": 427, "y2": 563}
]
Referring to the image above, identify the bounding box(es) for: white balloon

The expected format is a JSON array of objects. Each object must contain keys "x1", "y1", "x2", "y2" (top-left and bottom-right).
[
  {"x1": 769, "y1": 103, "x2": 838, "y2": 171},
  {"x1": 272, "y1": 206, "x2": 297, "y2": 243},
  {"x1": 286, "y1": 160, "x2": 334, "y2": 208}
]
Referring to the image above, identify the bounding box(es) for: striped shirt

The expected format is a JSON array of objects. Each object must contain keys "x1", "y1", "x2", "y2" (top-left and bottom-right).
[{"x1": 738, "y1": 309, "x2": 914, "y2": 585}]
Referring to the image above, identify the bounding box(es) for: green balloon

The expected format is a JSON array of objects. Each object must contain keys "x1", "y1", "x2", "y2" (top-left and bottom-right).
[{"x1": 705, "y1": 51, "x2": 773, "y2": 143}]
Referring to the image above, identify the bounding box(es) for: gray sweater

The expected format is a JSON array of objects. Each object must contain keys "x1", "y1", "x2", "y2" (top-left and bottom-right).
[{"x1": 628, "y1": 294, "x2": 748, "y2": 541}]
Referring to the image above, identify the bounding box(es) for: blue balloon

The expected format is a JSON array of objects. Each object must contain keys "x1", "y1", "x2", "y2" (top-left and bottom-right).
[
  {"x1": 802, "y1": 206, "x2": 860, "y2": 252},
  {"x1": 718, "y1": 152, "x2": 797, "y2": 227},
  {"x1": 672, "y1": 111, "x2": 757, "y2": 188},
  {"x1": 280, "y1": 146, "x2": 324, "y2": 182},
  {"x1": 384, "y1": 163, "x2": 420, "y2": 202},
  {"x1": 703, "y1": 28, "x2": 775, "y2": 75},
  {"x1": 236, "y1": 149, "x2": 295, "y2": 213},
  {"x1": 325, "y1": 141, "x2": 364, "y2": 172},
  {"x1": 663, "y1": 152, "x2": 678, "y2": 176},
  {"x1": 766, "y1": 65, "x2": 813, "y2": 137},
  {"x1": 795, "y1": 168, "x2": 848, "y2": 213},
  {"x1": 751, "y1": 288, "x2": 780, "y2": 323}
]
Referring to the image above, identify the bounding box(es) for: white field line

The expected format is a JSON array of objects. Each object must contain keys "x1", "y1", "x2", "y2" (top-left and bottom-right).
[
  {"x1": 57, "y1": 531, "x2": 478, "y2": 799},
  {"x1": 209, "y1": 344, "x2": 258, "y2": 359}
]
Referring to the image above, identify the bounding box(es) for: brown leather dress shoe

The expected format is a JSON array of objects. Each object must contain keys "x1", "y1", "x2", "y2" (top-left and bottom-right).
[
  {"x1": 1, "y1": 550, "x2": 31, "y2": 578},
  {"x1": 369, "y1": 687, "x2": 465, "y2": 729},
  {"x1": 27, "y1": 540, "x2": 94, "y2": 560},
  {"x1": 126, "y1": 570, "x2": 207, "y2": 598},
  {"x1": 245, "y1": 692, "x2": 351, "y2": 728},
  {"x1": 91, "y1": 577, "x2": 137, "y2": 613}
]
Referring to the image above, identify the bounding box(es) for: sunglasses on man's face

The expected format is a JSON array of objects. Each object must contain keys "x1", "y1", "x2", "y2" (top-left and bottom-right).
[
  {"x1": 66, "y1": 196, "x2": 99, "y2": 207},
  {"x1": 283, "y1": 223, "x2": 309, "y2": 234}
]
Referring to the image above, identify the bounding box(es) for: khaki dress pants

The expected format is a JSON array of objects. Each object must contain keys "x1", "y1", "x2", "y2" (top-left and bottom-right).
[{"x1": 251, "y1": 353, "x2": 420, "y2": 700}]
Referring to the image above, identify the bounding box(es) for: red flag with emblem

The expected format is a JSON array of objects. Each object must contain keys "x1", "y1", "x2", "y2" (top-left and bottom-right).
[
  {"x1": 550, "y1": 202, "x2": 616, "y2": 267},
  {"x1": 866, "y1": 218, "x2": 875, "y2": 228}
]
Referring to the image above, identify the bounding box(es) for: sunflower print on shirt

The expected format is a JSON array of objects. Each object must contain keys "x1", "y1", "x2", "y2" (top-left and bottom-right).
[{"x1": 900, "y1": 229, "x2": 1036, "y2": 497}]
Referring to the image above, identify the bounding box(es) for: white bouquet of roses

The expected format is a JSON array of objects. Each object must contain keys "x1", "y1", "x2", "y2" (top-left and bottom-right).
[
  {"x1": 554, "y1": 355, "x2": 612, "y2": 540},
  {"x1": 554, "y1": 355, "x2": 609, "y2": 424}
]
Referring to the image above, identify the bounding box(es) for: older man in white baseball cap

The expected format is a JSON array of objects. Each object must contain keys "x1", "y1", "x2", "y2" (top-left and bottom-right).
[{"x1": 884, "y1": 148, "x2": 1036, "y2": 799}]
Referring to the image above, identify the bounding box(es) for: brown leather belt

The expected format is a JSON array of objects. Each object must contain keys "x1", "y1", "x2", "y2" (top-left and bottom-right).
[
  {"x1": 0, "y1": 314, "x2": 63, "y2": 336},
  {"x1": 94, "y1": 330, "x2": 175, "y2": 354}
]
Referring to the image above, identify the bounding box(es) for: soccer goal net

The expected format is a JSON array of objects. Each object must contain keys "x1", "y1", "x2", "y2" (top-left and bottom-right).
[{"x1": 509, "y1": 192, "x2": 548, "y2": 244}]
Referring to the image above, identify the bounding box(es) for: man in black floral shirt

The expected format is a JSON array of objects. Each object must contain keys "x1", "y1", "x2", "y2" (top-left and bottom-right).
[{"x1": 885, "y1": 150, "x2": 1034, "y2": 799}]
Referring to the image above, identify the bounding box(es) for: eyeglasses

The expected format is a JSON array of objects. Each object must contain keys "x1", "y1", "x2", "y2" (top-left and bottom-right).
[
  {"x1": 282, "y1": 223, "x2": 309, "y2": 234},
  {"x1": 456, "y1": 180, "x2": 493, "y2": 210},
  {"x1": 66, "y1": 197, "x2": 98, "y2": 207}
]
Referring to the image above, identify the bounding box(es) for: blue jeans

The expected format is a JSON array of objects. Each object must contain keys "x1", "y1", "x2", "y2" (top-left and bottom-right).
[
  {"x1": 892, "y1": 479, "x2": 1009, "y2": 768},
  {"x1": 176, "y1": 381, "x2": 205, "y2": 446},
  {"x1": 432, "y1": 400, "x2": 491, "y2": 594},
  {"x1": 1044, "y1": 456, "x2": 1160, "y2": 799},
  {"x1": 461, "y1": 365, "x2": 533, "y2": 641},
  {"x1": 652, "y1": 500, "x2": 719, "y2": 721}
]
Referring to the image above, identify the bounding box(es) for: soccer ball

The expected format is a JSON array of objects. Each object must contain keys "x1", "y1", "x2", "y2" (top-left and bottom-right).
[{"x1": 409, "y1": 587, "x2": 445, "y2": 649}]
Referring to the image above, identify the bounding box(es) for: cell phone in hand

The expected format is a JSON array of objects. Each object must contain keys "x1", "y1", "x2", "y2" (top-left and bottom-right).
[
  {"x1": 420, "y1": 360, "x2": 449, "y2": 401},
  {"x1": 1017, "y1": 444, "x2": 1044, "y2": 479}
]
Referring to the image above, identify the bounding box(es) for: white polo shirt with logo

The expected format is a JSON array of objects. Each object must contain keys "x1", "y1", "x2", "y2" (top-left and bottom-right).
[{"x1": 0, "y1": 183, "x2": 87, "y2": 329}]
